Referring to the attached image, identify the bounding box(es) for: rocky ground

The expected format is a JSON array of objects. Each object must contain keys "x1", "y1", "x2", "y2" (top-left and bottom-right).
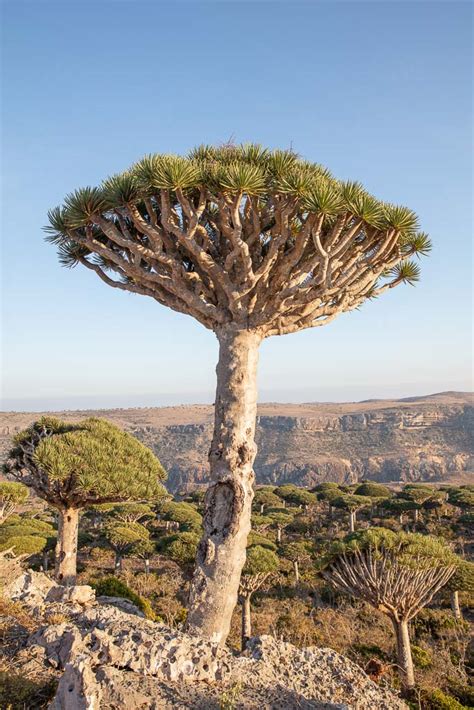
[{"x1": 4, "y1": 571, "x2": 407, "y2": 710}]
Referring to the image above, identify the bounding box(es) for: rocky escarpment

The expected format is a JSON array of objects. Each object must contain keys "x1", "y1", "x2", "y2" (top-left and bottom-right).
[
  {"x1": 132, "y1": 399, "x2": 473, "y2": 492},
  {"x1": 7, "y1": 572, "x2": 407, "y2": 710},
  {"x1": 1, "y1": 393, "x2": 472, "y2": 493}
]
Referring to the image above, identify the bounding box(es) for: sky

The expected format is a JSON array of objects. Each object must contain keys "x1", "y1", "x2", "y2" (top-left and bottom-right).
[{"x1": 1, "y1": 0, "x2": 472, "y2": 411}]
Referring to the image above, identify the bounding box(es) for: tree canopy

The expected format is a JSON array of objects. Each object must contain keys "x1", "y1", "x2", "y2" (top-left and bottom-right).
[
  {"x1": 5, "y1": 416, "x2": 167, "y2": 508},
  {"x1": 45, "y1": 143, "x2": 430, "y2": 337},
  {"x1": 0, "y1": 482, "x2": 29, "y2": 524}
]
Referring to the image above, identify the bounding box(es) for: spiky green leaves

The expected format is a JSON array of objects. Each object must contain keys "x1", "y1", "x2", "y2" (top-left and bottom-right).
[
  {"x1": 243, "y1": 545, "x2": 279, "y2": 576},
  {"x1": 304, "y1": 181, "x2": 344, "y2": 215},
  {"x1": 0, "y1": 482, "x2": 29, "y2": 507},
  {"x1": 132, "y1": 155, "x2": 201, "y2": 191},
  {"x1": 400, "y1": 231, "x2": 433, "y2": 258},
  {"x1": 63, "y1": 187, "x2": 107, "y2": 228},
  {"x1": 390, "y1": 260, "x2": 421, "y2": 285},
  {"x1": 45, "y1": 143, "x2": 428, "y2": 239},
  {"x1": 326, "y1": 528, "x2": 459, "y2": 570},
  {"x1": 383, "y1": 205, "x2": 419, "y2": 233},
  {"x1": 216, "y1": 162, "x2": 267, "y2": 195},
  {"x1": 7, "y1": 416, "x2": 167, "y2": 508},
  {"x1": 102, "y1": 173, "x2": 141, "y2": 207}
]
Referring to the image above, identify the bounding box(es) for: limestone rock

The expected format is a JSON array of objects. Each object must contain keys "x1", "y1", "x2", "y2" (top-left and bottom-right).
[
  {"x1": 24, "y1": 600, "x2": 408, "y2": 710},
  {"x1": 47, "y1": 584, "x2": 96, "y2": 605},
  {"x1": 6, "y1": 569, "x2": 57, "y2": 606}
]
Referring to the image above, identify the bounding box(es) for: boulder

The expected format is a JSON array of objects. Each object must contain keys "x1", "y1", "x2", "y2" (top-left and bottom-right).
[
  {"x1": 5, "y1": 570, "x2": 95, "y2": 609},
  {"x1": 6, "y1": 570, "x2": 57, "y2": 606}
]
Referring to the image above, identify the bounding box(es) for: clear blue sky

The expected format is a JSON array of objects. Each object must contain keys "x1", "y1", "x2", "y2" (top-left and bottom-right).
[{"x1": 1, "y1": 1, "x2": 472, "y2": 411}]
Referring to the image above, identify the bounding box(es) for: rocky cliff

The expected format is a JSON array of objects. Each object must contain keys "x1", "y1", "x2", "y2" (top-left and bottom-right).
[{"x1": 1, "y1": 392, "x2": 472, "y2": 493}]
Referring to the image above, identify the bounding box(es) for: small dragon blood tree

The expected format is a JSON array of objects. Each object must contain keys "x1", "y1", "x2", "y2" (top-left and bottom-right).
[
  {"x1": 323, "y1": 528, "x2": 457, "y2": 693},
  {"x1": 4, "y1": 417, "x2": 166, "y2": 584}
]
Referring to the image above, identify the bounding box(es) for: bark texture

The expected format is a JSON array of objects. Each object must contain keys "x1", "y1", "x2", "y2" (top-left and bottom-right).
[
  {"x1": 241, "y1": 593, "x2": 252, "y2": 649},
  {"x1": 56, "y1": 508, "x2": 79, "y2": 585},
  {"x1": 392, "y1": 618, "x2": 415, "y2": 691},
  {"x1": 186, "y1": 327, "x2": 261, "y2": 644},
  {"x1": 451, "y1": 590, "x2": 462, "y2": 620},
  {"x1": 349, "y1": 510, "x2": 356, "y2": 533}
]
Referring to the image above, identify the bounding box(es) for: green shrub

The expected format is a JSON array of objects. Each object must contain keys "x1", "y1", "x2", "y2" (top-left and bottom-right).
[
  {"x1": 158, "y1": 531, "x2": 199, "y2": 563},
  {"x1": 447, "y1": 682, "x2": 474, "y2": 708},
  {"x1": 16, "y1": 518, "x2": 54, "y2": 533},
  {"x1": 411, "y1": 644, "x2": 432, "y2": 669},
  {"x1": 91, "y1": 576, "x2": 156, "y2": 620},
  {"x1": 247, "y1": 531, "x2": 277, "y2": 551},
  {"x1": 0, "y1": 534, "x2": 47, "y2": 555},
  {"x1": 413, "y1": 609, "x2": 465, "y2": 638},
  {"x1": 424, "y1": 689, "x2": 468, "y2": 710},
  {"x1": 0, "y1": 523, "x2": 47, "y2": 539}
]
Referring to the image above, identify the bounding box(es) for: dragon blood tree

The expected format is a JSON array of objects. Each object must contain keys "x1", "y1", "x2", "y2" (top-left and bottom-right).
[
  {"x1": 4, "y1": 417, "x2": 166, "y2": 584},
  {"x1": 45, "y1": 144, "x2": 431, "y2": 642},
  {"x1": 322, "y1": 529, "x2": 457, "y2": 693}
]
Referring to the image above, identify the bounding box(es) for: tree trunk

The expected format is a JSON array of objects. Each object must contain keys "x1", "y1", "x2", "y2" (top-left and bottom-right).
[
  {"x1": 293, "y1": 560, "x2": 300, "y2": 585},
  {"x1": 391, "y1": 617, "x2": 415, "y2": 693},
  {"x1": 55, "y1": 507, "x2": 79, "y2": 585},
  {"x1": 451, "y1": 590, "x2": 462, "y2": 620},
  {"x1": 349, "y1": 510, "x2": 356, "y2": 533},
  {"x1": 186, "y1": 327, "x2": 260, "y2": 644},
  {"x1": 42, "y1": 550, "x2": 49, "y2": 572},
  {"x1": 241, "y1": 593, "x2": 252, "y2": 650},
  {"x1": 276, "y1": 525, "x2": 282, "y2": 543},
  {"x1": 399, "y1": 513, "x2": 404, "y2": 525},
  {"x1": 413, "y1": 508, "x2": 419, "y2": 524},
  {"x1": 145, "y1": 558, "x2": 150, "y2": 576},
  {"x1": 260, "y1": 503, "x2": 265, "y2": 514},
  {"x1": 114, "y1": 553, "x2": 122, "y2": 573}
]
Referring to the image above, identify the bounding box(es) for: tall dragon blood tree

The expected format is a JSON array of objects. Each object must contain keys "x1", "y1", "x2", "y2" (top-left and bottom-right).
[{"x1": 46, "y1": 144, "x2": 431, "y2": 643}]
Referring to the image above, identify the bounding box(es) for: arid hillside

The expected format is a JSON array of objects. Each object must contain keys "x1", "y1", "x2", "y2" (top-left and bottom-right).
[{"x1": 1, "y1": 391, "x2": 472, "y2": 493}]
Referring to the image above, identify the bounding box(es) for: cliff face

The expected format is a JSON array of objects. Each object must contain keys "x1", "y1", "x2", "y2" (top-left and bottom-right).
[
  {"x1": 1, "y1": 393, "x2": 472, "y2": 493},
  {"x1": 130, "y1": 400, "x2": 473, "y2": 492}
]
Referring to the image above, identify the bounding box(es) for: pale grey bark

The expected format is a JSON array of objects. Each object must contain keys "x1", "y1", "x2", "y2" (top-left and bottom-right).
[
  {"x1": 392, "y1": 618, "x2": 415, "y2": 691},
  {"x1": 451, "y1": 590, "x2": 462, "y2": 620},
  {"x1": 56, "y1": 507, "x2": 79, "y2": 585},
  {"x1": 293, "y1": 560, "x2": 300, "y2": 585},
  {"x1": 349, "y1": 510, "x2": 356, "y2": 533},
  {"x1": 241, "y1": 593, "x2": 252, "y2": 649},
  {"x1": 186, "y1": 327, "x2": 261, "y2": 644},
  {"x1": 114, "y1": 554, "x2": 123, "y2": 573}
]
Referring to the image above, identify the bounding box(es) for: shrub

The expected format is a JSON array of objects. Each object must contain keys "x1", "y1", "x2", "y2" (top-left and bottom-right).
[
  {"x1": 447, "y1": 683, "x2": 474, "y2": 708},
  {"x1": 411, "y1": 644, "x2": 432, "y2": 669},
  {"x1": 423, "y1": 689, "x2": 468, "y2": 710},
  {"x1": 0, "y1": 535, "x2": 47, "y2": 556},
  {"x1": 158, "y1": 532, "x2": 199, "y2": 564},
  {"x1": 413, "y1": 609, "x2": 464, "y2": 639},
  {"x1": 91, "y1": 576, "x2": 156, "y2": 620},
  {"x1": 247, "y1": 531, "x2": 277, "y2": 551}
]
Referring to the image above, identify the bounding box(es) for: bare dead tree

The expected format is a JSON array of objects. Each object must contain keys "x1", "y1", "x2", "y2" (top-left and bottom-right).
[
  {"x1": 324, "y1": 544, "x2": 456, "y2": 692},
  {"x1": 45, "y1": 144, "x2": 431, "y2": 643}
]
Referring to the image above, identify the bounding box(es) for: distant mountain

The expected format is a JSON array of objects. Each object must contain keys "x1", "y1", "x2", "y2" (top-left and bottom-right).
[{"x1": 1, "y1": 392, "x2": 472, "y2": 493}]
